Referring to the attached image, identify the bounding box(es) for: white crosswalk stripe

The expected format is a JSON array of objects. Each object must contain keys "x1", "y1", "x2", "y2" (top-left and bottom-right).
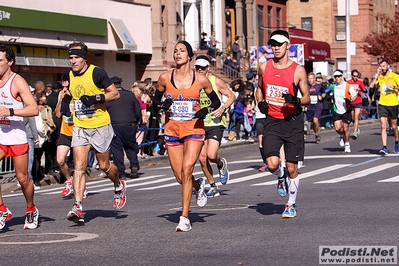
[
  {"x1": 251, "y1": 164, "x2": 350, "y2": 186},
  {"x1": 315, "y1": 163, "x2": 397, "y2": 184},
  {"x1": 377, "y1": 175, "x2": 399, "y2": 182},
  {"x1": 136, "y1": 168, "x2": 254, "y2": 191},
  {"x1": 5, "y1": 162, "x2": 399, "y2": 198}
]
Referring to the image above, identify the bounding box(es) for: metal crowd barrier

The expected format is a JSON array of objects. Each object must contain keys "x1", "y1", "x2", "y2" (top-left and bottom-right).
[{"x1": 0, "y1": 157, "x2": 15, "y2": 175}]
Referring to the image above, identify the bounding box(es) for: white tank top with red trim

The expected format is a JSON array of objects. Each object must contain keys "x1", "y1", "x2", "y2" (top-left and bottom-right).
[{"x1": 0, "y1": 73, "x2": 27, "y2": 145}]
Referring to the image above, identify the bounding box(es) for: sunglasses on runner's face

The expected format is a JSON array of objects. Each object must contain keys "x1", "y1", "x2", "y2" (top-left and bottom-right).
[
  {"x1": 195, "y1": 66, "x2": 207, "y2": 70},
  {"x1": 334, "y1": 75, "x2": 342, "y2": 78}
]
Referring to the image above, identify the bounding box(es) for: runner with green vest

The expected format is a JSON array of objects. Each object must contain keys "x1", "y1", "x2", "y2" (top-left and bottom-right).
[{"x1": 195, "y1": 55, "x2": 236, "y2": 197}]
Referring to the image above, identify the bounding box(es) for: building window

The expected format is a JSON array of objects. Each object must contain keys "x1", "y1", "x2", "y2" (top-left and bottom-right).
[
  {"x1": 267, "y1": 6, "x2": 272, "y2": 38},
  {"x1": 301, "y1": 17, "x2": 312, "y2": 31},
  {"x1": 276, "y1": 8, "x2": 281, "y2": 29},
  {"x1": 335, "y1": 16, "x2": 346, "y2": 41},
  {"x1": 258, "y1": 5, "x2": 264, "y2": 46},
  {"x1": 116, "y1": 53, "x2": 131, "y2": 62}
]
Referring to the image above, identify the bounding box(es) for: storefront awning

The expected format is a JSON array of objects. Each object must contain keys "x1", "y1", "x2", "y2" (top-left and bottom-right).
[
  {"x1": 290, "y1": 37, "x2": 331, "y2": 62},
  {"x1": 108, "y1": 18, "x2": 137, "y2": 51}
]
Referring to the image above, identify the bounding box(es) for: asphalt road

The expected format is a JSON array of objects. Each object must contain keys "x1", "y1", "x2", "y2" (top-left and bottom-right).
[{"x1": 0, "y1": 121, "x2": 398, "y2": 266}]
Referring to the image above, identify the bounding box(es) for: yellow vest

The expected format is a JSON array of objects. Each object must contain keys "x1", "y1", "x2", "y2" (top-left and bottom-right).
[
  {"x1": 200, "y1": 75, "x2": 226, "y2": 127},
  {"x1": 69, "y1": 64, "x2": 110, "y2": 128}
]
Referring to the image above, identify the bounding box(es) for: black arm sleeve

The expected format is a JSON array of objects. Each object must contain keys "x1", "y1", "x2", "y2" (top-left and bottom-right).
[
  {"x1": 206, "y1": 90, "x2": 221, "y2": 110},
  {"x1": 152, "y1": 90, "x2": 164, "y2": 112}
]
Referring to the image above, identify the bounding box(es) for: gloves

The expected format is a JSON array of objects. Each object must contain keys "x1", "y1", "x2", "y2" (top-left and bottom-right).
[
  {"x1": 79, "y1": 94, "x2": 105, "y2": 107},
  {"x1": 345, "y1": 98, "x2": 351, "y2": 105},
  {"x1": 60, "y1": 94, "x2": 72, "y2": 116},
  {"x1": 62, "y1": 94, "x2": 72, "y2": 104},
  {"x1": 282, "y1": 93, "x2": 301, "y2": 107},
  {"x1": 258, "y1": 101, "x2": 268, "y2": 114},
  {"x1": 161, "y1": 98, "x2": 173, "y2": 110},
  {"x1": 194, "y1": 107, "x2": 210, "y2": 119}
]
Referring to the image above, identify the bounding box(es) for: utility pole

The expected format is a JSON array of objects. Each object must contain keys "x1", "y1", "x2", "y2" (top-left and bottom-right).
[{"x1": 345, "y1": 0, "x2": 351, "y2": 79}]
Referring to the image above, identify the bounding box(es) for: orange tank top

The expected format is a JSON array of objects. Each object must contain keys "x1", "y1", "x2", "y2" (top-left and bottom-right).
[{"x1": 164, "y1": 70, "x2": 204, "y2": 138}]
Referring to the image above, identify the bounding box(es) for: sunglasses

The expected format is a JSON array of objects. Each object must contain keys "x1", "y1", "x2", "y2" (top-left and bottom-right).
[
  {"x1": 334, "y1": 75, "x2": 342, "y2": 78},
  {"x1": 195, "y1": 66, "x2": 207, "y2": 70},
  {"x1": 352, "y1": 75, "x2": 359, "y2": 77}
]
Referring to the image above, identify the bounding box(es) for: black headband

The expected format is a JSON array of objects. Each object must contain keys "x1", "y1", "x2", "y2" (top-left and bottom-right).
[
  {"x1": 177, "y1": 40, "x2": 194, "y2": 60},
  {"x1": 68, "y1": 48, "x2": 88, "y2": 60}
]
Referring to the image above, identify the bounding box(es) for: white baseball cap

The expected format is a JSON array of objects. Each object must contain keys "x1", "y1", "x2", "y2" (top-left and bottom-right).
[{"x1": 194, "y1": 58, "x2": 210, "y2": 67}]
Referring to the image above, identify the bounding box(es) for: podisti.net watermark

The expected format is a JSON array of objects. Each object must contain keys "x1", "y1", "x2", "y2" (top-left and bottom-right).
[{"x1": 319, "y1": 246, "x2": 397, "y2": 264}]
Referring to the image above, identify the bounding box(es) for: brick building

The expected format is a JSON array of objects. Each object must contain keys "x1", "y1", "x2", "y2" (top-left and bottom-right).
[{"x1": 287, "y1": 0, "x2": 399, "y2": 79}]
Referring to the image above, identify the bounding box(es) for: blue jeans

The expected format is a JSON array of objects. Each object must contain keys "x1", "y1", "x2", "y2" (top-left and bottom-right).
[{"x1": 27, "y1": 138, "x2": 34, "y2": 180}]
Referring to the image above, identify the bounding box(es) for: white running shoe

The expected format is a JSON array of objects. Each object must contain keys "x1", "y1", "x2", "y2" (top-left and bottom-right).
[
  {"x1": 339, "y1": 135, "x2": 344, "y2": 147},
  {"x1": 344, "y1": 144, "x2": 351, "y2": 153},
  {"x1": 175, "y1": 216, "x2": 192, "y2": 232},
  {"x1": 0, "y1": 207, "x2": 12, "y2": 230},
  {"x1": 195, "y1": 178, "x2": 207, "y2": 207},
  {"x1": 24, "y1": 207, "x2": 39, "y2": 229}
]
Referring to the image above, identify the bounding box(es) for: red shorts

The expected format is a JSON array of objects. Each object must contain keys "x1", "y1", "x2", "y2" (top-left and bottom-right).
[{"x1": 0, "y1": 143, "x2": 29, "y2": 158}]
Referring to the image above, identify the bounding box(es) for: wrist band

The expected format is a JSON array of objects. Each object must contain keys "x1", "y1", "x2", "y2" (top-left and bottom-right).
[{"x1": 9, "y1": 108, "x2": 14, "y2": 116}]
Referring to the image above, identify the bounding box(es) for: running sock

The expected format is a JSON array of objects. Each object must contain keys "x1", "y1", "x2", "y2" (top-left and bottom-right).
[
  {"x1": 287, "y1": 177, "x2": 299, "y2": 205},
  {"x1": 281, "y1": 161, "x2": 286, "y2": 168},
  {"x1": 115, "y1": 181, "x2": 124, "y2": 191},
  {"x1": 272, "y1": 166, "x2": 284, "y2": 178},
  {"x1": 0, "y1": 203, "x2": 6, "y2": 212},
  {"x1": 395, "y1": 141, "x2": 398, "y2": 145},
  {"x1": 210, "y1": 183, "x2": 217, "y2": 188},
  {"x1": 26, "y1": 205, "x2": 36, "y2": 212}
]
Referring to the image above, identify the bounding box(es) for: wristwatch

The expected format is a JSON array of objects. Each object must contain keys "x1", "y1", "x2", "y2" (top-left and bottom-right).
[
  {"x1": 96, "y1": 94, "x2": 102, "y2": 102},
  {"x1": 221, "y1": 105, "x2": 227, "y2": 112}
]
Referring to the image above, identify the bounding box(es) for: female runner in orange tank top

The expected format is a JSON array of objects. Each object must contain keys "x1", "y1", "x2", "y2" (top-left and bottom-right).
[{"x1": 155, "y1": 41, "x2": 220, "y2": 231}]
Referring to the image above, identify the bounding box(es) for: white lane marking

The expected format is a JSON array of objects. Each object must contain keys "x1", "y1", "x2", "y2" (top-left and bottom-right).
[
  {"x1": 0, "y1": 233, "x2": 98, "y2": 245},
  {"x1": 135, "y1": 168, "x2": 255, "y2": 191},
  {"x1": 377, "y1": 175, "x2": 399, "y2": 182},
  {"x1": 251, "y1": 164, "x2": 351, "y2": 186},
  {"x1": 315, "y1": 163, "x2": 398, "y2": 184},
  {"x1": 41, "y1": 174, "x2": 166, "y2": 195}
]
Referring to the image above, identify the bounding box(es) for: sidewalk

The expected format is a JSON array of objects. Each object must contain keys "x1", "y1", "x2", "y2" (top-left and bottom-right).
[{"x1": 0, "y1": 117, "x2": 379, "y2": 193}]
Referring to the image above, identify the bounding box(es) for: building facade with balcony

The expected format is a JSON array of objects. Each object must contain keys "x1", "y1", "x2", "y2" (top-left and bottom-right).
[{"x1": 1, "y1": 0, "x2": 152, "y2": 87}]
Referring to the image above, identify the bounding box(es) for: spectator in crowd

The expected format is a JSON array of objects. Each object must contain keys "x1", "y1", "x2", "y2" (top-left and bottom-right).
[
  {"x1": 227, "y1": 79, "x2": 245, "y2": 141},
  {"x1": 208, "y1": 31, "x2": 218, "y2": 61},
  {"x1": 107, "y1": 76, "x2": 141, "y2": 179},
  {"x1": 232, "y1": 36, "x2": 242, "y2": 67},
  {"x1": 234, "y1": 93, "x2": 246, "y2": 141},
  {"x1": 245, "y1": 72, "x2": 255, "y2": 93},
  {"x1": 144, "y1": 85, "x2": 161, "y2": 157},
  {"x1": 132, "y1": 82, "x2": 148, "y2": 158}
]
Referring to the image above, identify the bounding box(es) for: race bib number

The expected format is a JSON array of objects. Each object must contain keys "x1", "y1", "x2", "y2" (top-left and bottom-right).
[
  {"x1": 310, "y1": 95, "x2": 318, "y2": 104},
  {"x1": 74, "y1": 100, "x2": 96, "y2": 119},
  {"x1": 265, "y1": 84, "x2": 288, "y2": 106},
  {"x1": 381, "y1": 84, "x2": 393, "y2": 94},
  {"x1": 63, "y1": 115, "x2": 74, "y2": 125},
  {"x1": 170, "y1": 101, "x2": 195, "y2": 121}
]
